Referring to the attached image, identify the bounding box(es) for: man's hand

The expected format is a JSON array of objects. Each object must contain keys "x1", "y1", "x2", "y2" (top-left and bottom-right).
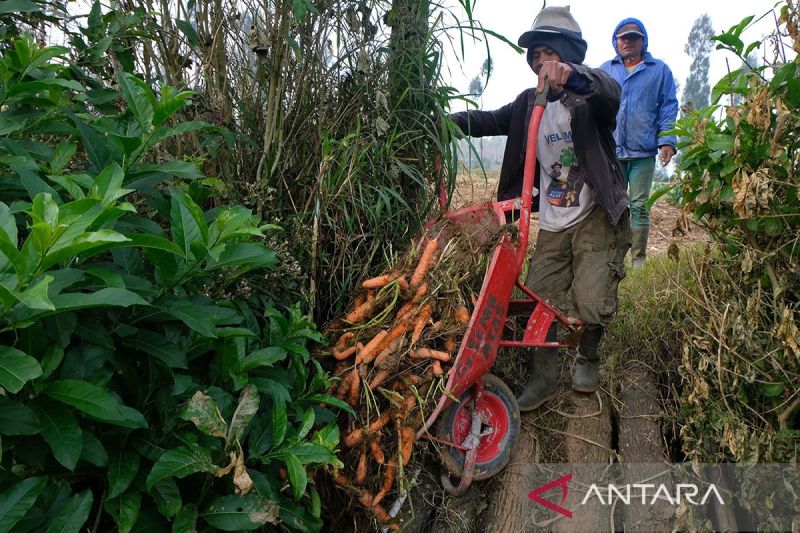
[
  {"x1": 536, "y1": 61, "x2": 572, "y2": 94},
  {"x1": 659, "y1": 145, "x2": 676, "y2": 166}
]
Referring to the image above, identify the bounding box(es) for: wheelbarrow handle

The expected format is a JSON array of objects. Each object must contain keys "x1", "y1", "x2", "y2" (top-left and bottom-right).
[{"x1": 516, "y1": 84, "x2": 549, "y2": 271}]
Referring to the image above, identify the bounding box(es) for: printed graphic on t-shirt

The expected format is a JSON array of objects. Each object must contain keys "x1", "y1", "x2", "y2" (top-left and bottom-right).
[{"x1": 545, "y1": 147, "x2": 586, "y2": 208}]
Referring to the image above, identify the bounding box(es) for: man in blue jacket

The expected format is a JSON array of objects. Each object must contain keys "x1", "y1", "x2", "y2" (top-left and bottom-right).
[{"x1": 600, "y1": 18, "x2": 678, "y2": 267}]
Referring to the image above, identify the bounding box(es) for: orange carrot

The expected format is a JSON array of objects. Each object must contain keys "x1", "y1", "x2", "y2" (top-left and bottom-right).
[
  {"x1": 443, "y1": 335, "x2": 457, "y2": 352},
  {"x1": 374, "y1": 338, "x2": 401, "y2": 369},
  {"x1": 366, "y1": 290, "x2": 375, "y2": 301},
  {"x1": 369, "y1": 411, "x2": 392, "y2": 433},
  {"x1": 357, "y1": 330, "x2": 388, "y2": 364},
  {"x1": 369, "y1": 369, "x2": 390, "y2": 391},
  {"x1": 364, "y1": 321, "x2": 408, "y2": 365},
  {"x1": 410, "y1": 304, "x2": 433, "y2": 346},
  {"x1": 411, "y1": 238, "x2": 438, "y2": 287},
  {"x1": 345, "y1": 411, "x2": 392, "y2": 448},
  {"x1": 373, "y1": 462, "x2": 396, "y2": 507},
  {"x1": 400, "y1": 426, "x2": 415, "y2": 466},
  {"x1": 334, "y1": 331, "x2": 354, "y2": 352},
  {"x1": 431, "y1": 360, "x2": 443, "y2": 377},
  {"x1": 333, "y1": 473, "x2": 351, "y2": 486},
  {"x1": 355, "y1": 450, "x2": 368, "y2": 484},
  {"x1": 369, "y1": 439, "x2": 385, "y2": 464},
  {"x1": 348, "y1": 368, "x2": 361, "y2": 407},
  {"x1": 396, "y1": 276, "x2": 409, "y2": 292},
  {"x1": 344, "y1": 428, "x2": 365, "y2": 448},
  {"x1": 453, "y1": 306, "x2": 471, "y2": 325},
  {"x1": 362, "y1": 274, "x2": 396, "y2": 289},
  {"x1": 336, "y1": 370, "x2": 353, "y2": 399},
  {"x1": 353, "y1": 293, "x2": 367, "y2": 309},
  {"x1": 370, "y1": 501, "x2": 397, "y2": 529},
  {"x1": 412, "y1": 283, "x2": 428, "y2": 302},
  {"x1": 413, "y1": 348, "x2": 452, "y2": 362},
  {"x1": 345, "y1": 299, "x2": 376, "y2": 324},
  {"x1": 333, "y1": 345, "x2": 358, "y2": 361},
  {"x1": 358, "y1": 490, "x2": 374, "y2": 508}
]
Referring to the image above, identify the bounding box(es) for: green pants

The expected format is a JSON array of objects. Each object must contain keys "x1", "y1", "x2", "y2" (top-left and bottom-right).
[
  {"x1": 525, "y1": 207, "x2": 631, "y2": 327},
  {"x1": 619, "y1": 157, "x2": 656, "y2": 230}
]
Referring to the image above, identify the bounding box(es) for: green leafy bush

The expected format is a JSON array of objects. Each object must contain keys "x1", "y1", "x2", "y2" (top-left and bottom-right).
[
  {"x1": 0, "y1": 35, "x2": 344, "y2": 532},
  {"x1": 670, "y1": 3, "x2": 800, "y2": 468}
]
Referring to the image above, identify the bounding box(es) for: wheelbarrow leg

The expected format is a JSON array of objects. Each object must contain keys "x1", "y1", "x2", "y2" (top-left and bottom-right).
[{"x1": 441, "y1": 405, "x2": 482, "y2": 496}]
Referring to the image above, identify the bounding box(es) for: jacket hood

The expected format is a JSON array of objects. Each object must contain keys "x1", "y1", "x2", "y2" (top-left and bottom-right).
[{"x1": 612, "y1": 17, "x2": 648, "y2": 55}]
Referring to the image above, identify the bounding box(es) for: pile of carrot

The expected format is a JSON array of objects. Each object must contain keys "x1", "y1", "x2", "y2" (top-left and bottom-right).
[{"x1": 322, "y1": 232, "x2": 478, "y2": 529}]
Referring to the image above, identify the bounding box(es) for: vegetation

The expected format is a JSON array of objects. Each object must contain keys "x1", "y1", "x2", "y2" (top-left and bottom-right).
[
  {"x1": 0, "y1": 19, "x2": 344, "y2": 533},
  {"x1": 671, "y1": 2, "x2": 800, "y2": 466}
]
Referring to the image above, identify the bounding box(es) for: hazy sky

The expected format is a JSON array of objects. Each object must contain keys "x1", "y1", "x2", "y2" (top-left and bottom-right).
[{"x1": 443, "y1": 0, "x2": 783, "y2": 111}]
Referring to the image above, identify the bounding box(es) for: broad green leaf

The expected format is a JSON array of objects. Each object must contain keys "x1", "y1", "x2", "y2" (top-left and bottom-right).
[
  {"x1": 153, "y1": 86, "x2": 194, "y2": 127},
  {"x1": 170, "y1": 188, "x2": 208, "y2": 258},
  {"x1": 105, "y1": 489, "x2": 141, "y2": 533},
  {"x1": 0, "y1": 202, "x2": 18, "y2": 246},
  {"x1": 41, "y1": 229, "x2": 131, "y2": 269},
  {"x1": 66, "y1": 111, "x2": 111, "y2": 170},
  {"x1": 12, "y1": 274, "x2": 54, "y2": 310},
  {"x1": 49, "y1": 141, "x2": 77, "y2": 174},
  {"x1": 175, "y1": 19, "x2": 199, "y2": 47},
  {"x1": 108, "y1": 446, "x2": 140, "y2": 499},
  {"x1": 122, "y1": 331, "x2": 187, "y2": 369},
  {"x1": 762, "y1": 382, "x2": 785, "y2": 398},
  {"x1": 0, "y1": 0, "x2": 41, "y2": 14},
  {"x1": 31, "y1": 193, "x2": 59, "y2": 228},
  {"x1": 0, "y1": 397, "x2": 40, "y2": 435},
  {"x1": 277, "y1": 499, "x2": 324, "y2": 533},
  {"x1": 0, "y1": 346, "x2": 42, "y2": 393},
  {"x1": 80, "y1": 430, "x2": 108, "y2": 467},
  {"x1": 301, "y1": 394, "x2": 355, "y2": 416},
  {"x1": 89, "y1": 163, "x2": 132, "y2": 206},
  {"x1": 118, "y1": 73, "x2": 155, "y2": 131},
  {"x1": 145, "y1": 444, "x2": 218, "y2": 490},
  {"x1": 271, "y1": 392, "x2": 287, "y2": 449},
  {"x1": 132, "y1": 160, "x2": 204, "y2": 182},
  {"x1": 240, "y1": 347, "x2": 287, "y2": 372},
  {"x1": 0, "y1": 477, "x2": 47, "y2": 532},
  {"x1": 158, "y1": 297, "x2": 217, "y2": 338},
  {"x1": 44, "y1": 380, "x2": 147, "y2": 429},
  {"x1": 9, "y1": 288, "x2": 149, "y2": 324},
  {"x1": 200, "y1": 495, "x2": 279, "y2": 531},
  {"x1": 206, "y1": 243, "x2": 277, "y2": 273},
  {"x1": 283, "y1": 454, "x2": 307, "y2": 501},
  {"x1": 31, "y1": 400, "x2": 82, "y2": 470},
  {"x1": 150, "y1": 478, "x2": 182, "y2": 518},
  {"x1": 296, "y1": 408, "x2": 315, "y2": 440},
  {"x1": 45, "y1": 489, "x2": 93, "y2": 533},
  {"x1": 226, "y1": 385, "x2": 259, "y2": 449},
  {"x1": 281, "y1": 443, "x2": 336, "y2": 466},
  {"x1": 178, "y1": 390, "x2": 228, "y2": 438},
  {"x1": 171, "y1": 504, "x2": 197, "y2": 533}
]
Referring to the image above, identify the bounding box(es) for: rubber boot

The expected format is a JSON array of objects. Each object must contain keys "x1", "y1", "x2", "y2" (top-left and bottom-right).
[
  {"x1": 517, "y1": 324, "x2": 560, "y2": 411},
  {"x1": 630, "y1": 228, "x2": 649, "y2": 269},
  {"x1": 572, "y1": 324, "x2": 604, "y2": 393}
]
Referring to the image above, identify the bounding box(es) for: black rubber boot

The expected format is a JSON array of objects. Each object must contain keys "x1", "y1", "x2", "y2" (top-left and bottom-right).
[
  {"x1": 517, "y1": 324, "x2": 560, "y2": 411},
  {"x1": 572, "y1": 324, "x2": 604, "y2": 393}
]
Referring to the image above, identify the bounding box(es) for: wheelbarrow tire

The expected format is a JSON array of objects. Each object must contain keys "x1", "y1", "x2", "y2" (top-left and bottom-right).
[{"x1": 435, "y1": 373, "x2": 520, "y2": 481}]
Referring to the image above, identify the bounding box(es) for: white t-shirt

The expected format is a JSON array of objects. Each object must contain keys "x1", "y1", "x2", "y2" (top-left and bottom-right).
[{"x1": 537, "y1": 101, "x2": 596, "y2": 232}]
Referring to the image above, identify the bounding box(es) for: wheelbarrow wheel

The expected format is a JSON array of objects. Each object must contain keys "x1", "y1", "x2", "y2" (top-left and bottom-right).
[{"x1": 434, "y1": 373, "x2": 520, "y2": 481}]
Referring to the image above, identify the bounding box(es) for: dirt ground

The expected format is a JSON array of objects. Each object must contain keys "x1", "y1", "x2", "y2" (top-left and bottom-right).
[{"x1": 452, "y1": 170, "x2": 707, "y2": 255}]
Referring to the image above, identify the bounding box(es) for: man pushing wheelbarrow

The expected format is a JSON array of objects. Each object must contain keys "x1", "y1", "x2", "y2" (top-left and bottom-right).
[{"x1": 450, "y1": 5, "x2": 632, "y2": 411}]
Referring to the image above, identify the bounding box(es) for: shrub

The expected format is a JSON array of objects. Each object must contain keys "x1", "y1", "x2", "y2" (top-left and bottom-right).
[{"x1": 0, "y1": 35, "x2": 344, "y2": 532}]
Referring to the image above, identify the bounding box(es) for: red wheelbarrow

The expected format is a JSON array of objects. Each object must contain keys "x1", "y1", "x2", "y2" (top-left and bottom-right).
[{"x1": 418, "y1": 87, "x2": 583, "y2": 496}]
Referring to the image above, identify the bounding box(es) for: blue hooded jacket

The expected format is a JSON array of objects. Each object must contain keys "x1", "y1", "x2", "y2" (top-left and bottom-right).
[{"x1": 600, "y1": 18, "x2": 678, "y2": 159}]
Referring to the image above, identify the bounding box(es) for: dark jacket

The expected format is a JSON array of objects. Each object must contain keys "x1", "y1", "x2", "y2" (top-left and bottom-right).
[{"x1": 450, "y1": 64, "x2": 629, "y2": 226}]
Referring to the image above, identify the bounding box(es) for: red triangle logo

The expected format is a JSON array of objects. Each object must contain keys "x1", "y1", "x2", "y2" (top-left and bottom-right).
[{"x1": 528, "y1": 472, "x2": 573, "y2": 518}]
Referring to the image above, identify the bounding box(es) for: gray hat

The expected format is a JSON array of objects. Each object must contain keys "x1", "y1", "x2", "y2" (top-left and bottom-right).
[
  {"x1": 518, "y1": 5, "x2": 582, "y2": 48},
  {"x1": 519, "y1": 5, "x2": 587, "y2": 65}
]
